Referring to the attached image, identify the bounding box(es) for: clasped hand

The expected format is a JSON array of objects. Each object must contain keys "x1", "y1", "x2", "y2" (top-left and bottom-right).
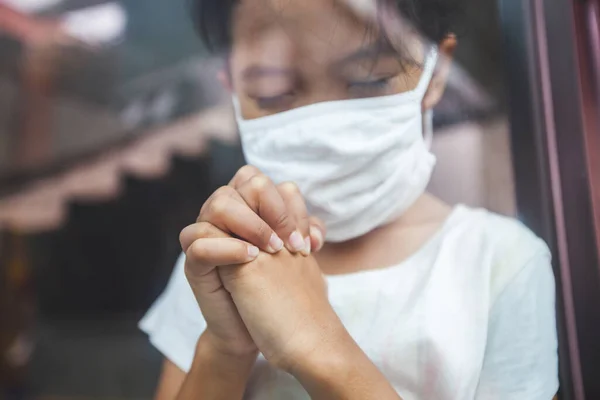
[{"x1": 179, "y1": 166, "x2": 344, "y2": 371}]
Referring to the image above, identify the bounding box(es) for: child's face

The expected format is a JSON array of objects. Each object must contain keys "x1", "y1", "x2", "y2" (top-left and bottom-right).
[{"x1": 228, "y1": 0, "x2": 427, "y2": 119}]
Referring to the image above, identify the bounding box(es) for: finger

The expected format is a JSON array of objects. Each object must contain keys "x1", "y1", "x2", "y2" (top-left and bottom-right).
[
  {"x1": 229, "y1": 169, "x2": 291, "y2": 252},
  {"x1": 180, "y1": 222, "x2": 228, "y2": 254},
  {"x1": 237, "y1": 175, "x2": 304, "y2": 253},
  {"x1": 230, "y1": 168, "x2": 305, "y2": 254},
  {"x1": 308, "y1": 216, "x2": 326, "y2": 252},
  {"x1": 228, "y1": 165, "x2": 262, "y2": 189},
  {"x1": 185, "y1": 237, "x2": 259, "y2": 278},
  {"x1": 200, "y1": 188, "x2": 280, "y2": 253},
  {"x1": 277, "y1": 181, "x2": 311, "y2": 255},
  {"x1": 199, "y1": 185, "x2": 245, "y2": 218}
]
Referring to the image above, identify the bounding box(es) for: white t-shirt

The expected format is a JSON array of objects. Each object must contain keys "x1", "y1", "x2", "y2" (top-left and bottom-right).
[{"x1": 140, "y1": 205, "x2": 559, "y2": 400}]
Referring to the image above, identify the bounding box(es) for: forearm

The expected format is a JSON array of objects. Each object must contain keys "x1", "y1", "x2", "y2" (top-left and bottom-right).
[
  {"x1": 176, "y1": 331, "x2": 257, "y2": 400},
  {"x1": 290, "y1": 331, "x2": 402, "y2": 400}
]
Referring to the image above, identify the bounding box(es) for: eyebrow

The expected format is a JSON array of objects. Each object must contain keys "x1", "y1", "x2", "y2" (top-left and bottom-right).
[
  {"x1": 242, "y1": 66, "x2": 296, "y2": 81},
  {"x1": 334, "y1": 40, "x2": 416, "y2": 69}
]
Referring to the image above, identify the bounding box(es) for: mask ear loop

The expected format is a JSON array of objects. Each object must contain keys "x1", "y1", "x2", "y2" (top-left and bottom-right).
[
  {"x1": 414, "y1": 49, "x2": 439, "y2": 95},
  {"x1": 423, "y1": 108, "x2": 434, "y2": 150},
  {"x1": 417, "y1": 49, "x2": 438, "y2": 151},
  {"x1": 231, "y1": 95, "x2": 243, "y2": 118}
]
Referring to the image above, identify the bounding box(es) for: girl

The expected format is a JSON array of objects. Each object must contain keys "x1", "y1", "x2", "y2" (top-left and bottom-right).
[{"x1": 141, "y1": 0, "x2": 559, "y2": 398}]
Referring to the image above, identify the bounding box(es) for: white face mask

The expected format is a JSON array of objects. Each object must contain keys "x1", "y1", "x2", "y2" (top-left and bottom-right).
[{"x1": 234, "y1": 50, "x2": 438, "y2": 243}]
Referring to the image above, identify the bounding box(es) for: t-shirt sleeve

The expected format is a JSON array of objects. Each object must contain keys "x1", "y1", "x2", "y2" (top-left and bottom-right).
[
  {"x1": 139, "y1": 253, "x2": 206, "y2": 372},
  {"x1": 475, "y1": 250, "x2": 559, "y2": 400}
]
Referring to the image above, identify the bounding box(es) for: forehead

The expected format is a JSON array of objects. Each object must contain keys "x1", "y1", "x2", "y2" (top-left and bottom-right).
[{"x1": 232, "y1": 0, "x2": 385, "y2": 61}]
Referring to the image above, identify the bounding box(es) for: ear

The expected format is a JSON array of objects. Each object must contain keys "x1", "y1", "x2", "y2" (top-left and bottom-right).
[
  {"x1": 217, "y1": 64, "x2": 233, "y2": 93},
  {"x1": 217, "y1": 69, "x2": 233, "y2": 92},
  {"x1": 422, "y1": 35, "x2": 457, "y2": 110}
]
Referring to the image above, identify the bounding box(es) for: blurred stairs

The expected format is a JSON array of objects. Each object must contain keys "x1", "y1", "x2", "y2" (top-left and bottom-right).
[{"x1": 0, "y1": 109, "x2": 246, "y2": 399}]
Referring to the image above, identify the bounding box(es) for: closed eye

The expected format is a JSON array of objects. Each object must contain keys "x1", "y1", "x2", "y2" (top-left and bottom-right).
[
  {"x1": 252, "y1": 92, "x2": 296, "y2": 110},
  {"x1": 348, "y1": 77, "x2": 392, "y2": 90}
]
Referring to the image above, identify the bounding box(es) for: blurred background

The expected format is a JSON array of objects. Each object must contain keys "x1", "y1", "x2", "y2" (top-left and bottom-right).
[{"x1": 0, "y1": 0, "x2": 598, "y2": 399}]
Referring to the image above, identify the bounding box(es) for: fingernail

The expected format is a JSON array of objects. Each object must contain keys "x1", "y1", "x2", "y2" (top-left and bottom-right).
[
  {"x1": 247, "y1": 245, "x2": 259, "y2": 259},
  {"x1": 288, "y1": 231, "x2": 306, "y2": 252},
  {"x1": 267, "y1": 233, "x2": 284, "y2": 253},
  {"x1": 310, "y1": 226, "x2": 324, "y2": 251},
  {"x1": 300, "y1": 236, "x2": 311, "y2": 256}
]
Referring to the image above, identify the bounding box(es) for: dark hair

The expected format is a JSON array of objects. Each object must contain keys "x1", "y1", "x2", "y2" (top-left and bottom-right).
[{"x1": 191, "y1": 0, "x2": 462, "y2": 53}]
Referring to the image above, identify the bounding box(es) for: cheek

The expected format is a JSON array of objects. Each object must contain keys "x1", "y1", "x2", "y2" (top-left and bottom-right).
[
  {"x1": 229, "y1": 48, "x2": 249, "y2": 94},
  {"x1": 228, "y1": 52, "x2": 261, "y2": 119},
  {"x1": 236, "y1": 96, "x2": 267, "y2": 120},
  {"x1": 389, "y1": 68, "x2": 423, "y2": 94}
]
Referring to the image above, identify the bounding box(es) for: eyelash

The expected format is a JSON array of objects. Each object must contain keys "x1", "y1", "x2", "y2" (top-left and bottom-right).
[
  {"x1": 253, "y1": 77, "x2": 393, "y2": 109},
  {"x1": 255, "y1": 92, "x2": 295, "y2": 109},
  {"x1": 348, "y1": 77, "x2": 393, "y2": 90}
]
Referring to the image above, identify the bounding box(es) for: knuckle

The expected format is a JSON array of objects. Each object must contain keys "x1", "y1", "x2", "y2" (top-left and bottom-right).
[
  {"x1": 274, "y1": 212, "x2": 293, "y2": 231},
  {"x1": 194, "y1": 222, "x2": 214, "y2": 238},
  {"x1": 249, "y1": 174, "x2": 271, "y2": 193},
  {"x1": 215, "y1": 185, "x2": 233, "y2": 195},
  {"x1": 200, "y1": 188, "x2": 229, "y2": 219},
  {"x1": 237, "y1": 165, "x2": 260, "y2": 180},
  {"x1": 206, "y1": 196, "x2": 229, "y2": 217},
  {"x1": 213, "y1": 185, "x2": 235, "y2": 201},
  {"x1": 180, "y1": 223, "x2": 216, "y2": 250},
  {"x1": 187, "y1": 239, "x2": 208, "y2": 263},
  {"x1": 181, "y1": 223, "x2": 212, "y2": 248},
  {"x1": 255, "y1": 222, "x2": 271, "y2": 242},
  {"x1": 278, "y1": 181, "x2": 300, "y2": 197}
]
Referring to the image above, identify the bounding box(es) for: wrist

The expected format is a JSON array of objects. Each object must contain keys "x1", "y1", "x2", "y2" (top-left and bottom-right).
[
  {"x1": 198, "y1": 330, "x2": 259, "y2": 362},
  {"x1": 281, "y1": 319, "x2": 355, "y2": 375},
  {"x1": 287, "y1": 328, "x2": 361, "y2": 389},
  {"x1": 181, "y1": 331, "x2": 259, "y2": 400},
  {"x1": 286, "y1": 328, "x2": 402, "y2": 399}
]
